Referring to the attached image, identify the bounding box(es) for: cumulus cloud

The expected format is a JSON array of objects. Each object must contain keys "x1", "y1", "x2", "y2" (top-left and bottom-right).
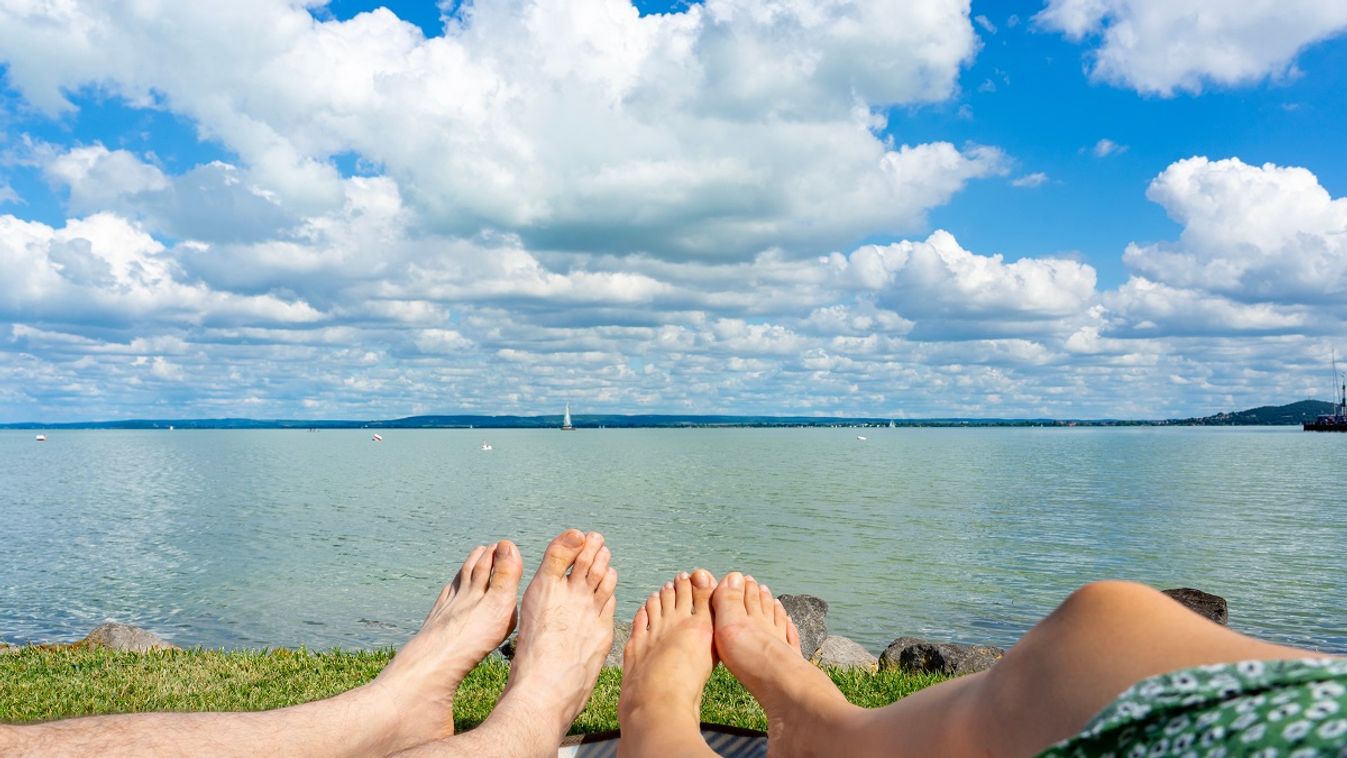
[
  {"x1": 1123, "y1": 157, "x2": 1347, "y2": 303},
  {"x1": 1011, "y1": 172, "x2": 1049, "y2": 188},
  {"x1": 1036, "y1": 0, "x2": 1347, "y2": 95},
  {"x1": 0, "y1": 0, "x2": 995, "y2": 259},
  {"x1": 1092, "y1": 138, "x2": 1126, "y2": 157}
]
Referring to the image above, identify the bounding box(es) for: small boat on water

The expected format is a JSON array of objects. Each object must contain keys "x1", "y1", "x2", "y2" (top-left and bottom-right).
[
  {"x1": 35, "y1": 434, "x2": 46, "y2": 442},
  {"x1": 560, "y1": 402, "x2": 575, "y2": 431},
  {"x1": 856, "y1": 435, "x2": 867, "y2": 441},
  {"x1": 372, "y1": 433, "x2": 384, "y2": 442},
  {"x1": 481, "y1": 441, "x2": 493, "y2": 451},
  {"x1": 1305, "y1": 350, "x2": 1347, "y2": 432}
]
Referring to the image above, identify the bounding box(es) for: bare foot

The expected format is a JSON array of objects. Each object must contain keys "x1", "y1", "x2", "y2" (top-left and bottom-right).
[
  {"x1": 370, "y1": 540, "x2": 522, "y2": 747},
  {"x1": 617, "y1": 570, "x2": 719, "y2": 758},
  {"x1": 493, "y1": 529, "x2": 618, "y2": 752},
  {"x1": 712, "y1": 572, "x2": 862, "y2": 758}
]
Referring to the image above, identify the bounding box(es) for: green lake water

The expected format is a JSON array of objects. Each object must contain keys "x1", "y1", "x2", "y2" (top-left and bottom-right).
[{"x1": 2, "y1": 427, "x2": 1343, "y2": 654}]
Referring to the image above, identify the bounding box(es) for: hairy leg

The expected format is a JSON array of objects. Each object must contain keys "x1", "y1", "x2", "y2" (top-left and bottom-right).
[
  {"x1": 396, "y1": 528, "x2": 618, "y2": 758},
  {"x1": 0, "y1": 540, "x2": 524, "y2": 758},
  {"x1": 618, "y1": 569, "x2": 719, "y2": 758},
  {"x1": 714, "y1": 578, "x2": 1330, "y2": 758}
]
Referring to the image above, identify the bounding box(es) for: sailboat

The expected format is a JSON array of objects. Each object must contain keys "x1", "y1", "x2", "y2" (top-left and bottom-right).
[
  {"x1": 888, "y1": 419, "x2": 895, "y2": 429},
  {"x1": 560, "y1": 403, "x2": 575, "y2": 431},
  {"x1": 1304, "y1": 350, "x2": 1347, "y2": 432}
]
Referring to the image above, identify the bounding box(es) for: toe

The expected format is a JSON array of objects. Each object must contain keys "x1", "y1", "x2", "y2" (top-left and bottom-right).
[
  {"x1": 587, "y1": 546, "x2": 611, "y2": 589},
  {"x1": 759, "y1": 584, "x2": 774, "y2": 614},
  {"x1": 711, "y1": 572, "x2": 748, "y2": 622},
  {"x1": 597, "y1": 566, "x2": 617, "y2": 603},
  {"x1": 673, "y1": 572, "x2": 692, "y2": 612},
  {"x1": 447, "y1": 545, "x2": 488, "y2": 599},
  {"x1": 538, "y1": 528, "x2": 586, "y2": 579},
  {"x1": 690, "y1": 569, "x2": 715, "y2": 615},
  {"x1": 786, "y1": 615, "x2": 802, "y2": 654},
  {"x1": 470, "y1": 543, "x2": 496, "y2": 588},
  {"x1": 659, "y1": 580, "x2": 676, "y2": 615},
  {"x1": 488, "y1": 540, "x2": 523, "y2": 593},
  {"x1": 646, "y1": 590, "x2": 663, "y2": 624},
  {"x1": 570, "y1": 531, "x2": 604, "y2": 583},
  {"x1": 743, "y1": 576, "x2": 762, "y2": 616},
  {"x1": 772, "y1": 595, "x2": 788, "y2": 631},
  {"x1": 632, "y1": 605, "x2": 650, "y2": 635}
]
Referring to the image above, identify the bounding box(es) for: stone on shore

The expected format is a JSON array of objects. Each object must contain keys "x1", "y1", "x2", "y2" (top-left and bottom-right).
[
  {"x1": 81, "y1": 623, "x2": 178, "y2": 652},
  {"x1": 879, "y1": 638, "x2": 1004, "y2": 676},
  {"x1": 777, "y1": 594, "x2": 828, "y2": 658},
  {"x1": 811, "y1": 635, "x2": 877, "y2": 671},
  {"x1": 605, "y1": 621, "x2": 632, "y2": 667},
  {"x1": 1162, "y1": 588, "x2": 1228, "y2": 625}
]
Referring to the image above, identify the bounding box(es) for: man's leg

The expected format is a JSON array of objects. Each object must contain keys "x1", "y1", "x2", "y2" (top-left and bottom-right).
[
  {"x1": 0, "y1": 540, "x2": 524, "y2": 758},
  {"x1": 710, "y1": 576, "x2": 1330, "y2": 758},
  {"x1": 396, "y1": 528, "x2": 619, "y2": 757},
  {"x1": 617, "y1": 570, "x2": 720, "y2": 758}
]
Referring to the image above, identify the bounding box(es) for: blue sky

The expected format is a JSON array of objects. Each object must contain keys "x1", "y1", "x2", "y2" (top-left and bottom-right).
[{"x1": 2, "y1": 0, "x2": 1346, "y2": 421}]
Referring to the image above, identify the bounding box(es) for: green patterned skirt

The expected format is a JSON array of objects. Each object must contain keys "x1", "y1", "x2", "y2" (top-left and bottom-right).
[{"x1": 1040, "y1": 657, "x2": 1347, "y2": 757}]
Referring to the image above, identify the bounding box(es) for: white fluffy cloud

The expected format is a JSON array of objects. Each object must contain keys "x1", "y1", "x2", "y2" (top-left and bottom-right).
[
  {"x1": 1123, "y1": 157, "x2": 1347, "y2": 304},
  {"x1": 0, "y1": 0, "x2": 997, "y2": 258},
  {"x1": 1036, "y1": 0, "x2": 1347, "y2": 95}
]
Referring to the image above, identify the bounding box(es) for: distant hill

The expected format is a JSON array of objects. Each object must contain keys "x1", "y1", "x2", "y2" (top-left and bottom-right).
[
  {"x1": 1171, "y1": 399, "x2": 1334, "y2": 426},
  {"x1": 1, "y1": 400, "x2": 1336, "y2": 429}
]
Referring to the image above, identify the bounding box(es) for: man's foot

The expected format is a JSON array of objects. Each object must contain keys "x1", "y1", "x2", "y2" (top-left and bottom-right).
[
  {"x1": 617, "y1": 570, "x2": 719, "y2": 758},
  {"x1": 711, "y1": 572, "x2": 863, "y2": 758},
  {"x1": 490, "y1": 529, "x2": 618, "y2": 750},
  {"x1": 371, "y1": 540, "x2": 523, "y2": 747}
]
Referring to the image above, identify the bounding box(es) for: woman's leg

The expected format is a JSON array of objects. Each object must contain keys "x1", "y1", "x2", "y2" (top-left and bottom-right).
[{"x1": 711, "y1": 576, "x2": 1329, "y2": 758}]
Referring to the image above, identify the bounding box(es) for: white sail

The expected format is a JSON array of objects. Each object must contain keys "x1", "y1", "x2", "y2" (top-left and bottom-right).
[{"x1": 562, "y1": 403, "x2": 574, "y2": 430}]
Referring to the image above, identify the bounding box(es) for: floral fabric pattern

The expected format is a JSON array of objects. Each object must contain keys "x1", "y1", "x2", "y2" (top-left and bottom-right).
[{"x1": 1039, "y1": 658, "x2": 1347, "y2": 757}]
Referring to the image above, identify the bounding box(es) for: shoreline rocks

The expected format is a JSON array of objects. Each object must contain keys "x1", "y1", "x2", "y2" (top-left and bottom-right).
[
  {"x1": 777, "y1": 594, "x2": 828, "y2": 659},
  {"x1": 1162, "y1": 588, "x2": 1228, "y2": 625},
  {"x1": 80, "y1": 622, "x2": 179, "y2": 652}
]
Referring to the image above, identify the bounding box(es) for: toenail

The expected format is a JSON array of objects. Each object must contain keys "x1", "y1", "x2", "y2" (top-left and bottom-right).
[
  {"x1": 692, "y1": 571, "x2": 711, "y2": 588},
  {"x1": 725, "y1": 573, "x2": 743, "y2": 589},
  {"x1": 561, "y1": 530, "x2": 584, "y2": 546},
  {"x1": 761, "y1": 585, "x2": 771, "y2": 596},
  {"x1": 664, "y1": 581, "x2": 674, "y2": 590}
]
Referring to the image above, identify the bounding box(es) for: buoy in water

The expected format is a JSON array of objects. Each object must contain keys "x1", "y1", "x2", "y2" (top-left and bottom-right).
[
  {"x1": 372, "y1": 433, "x2": 383, "y2": 442},
  {"x1": 35, "y1": 434, "x2": 47, "y2": 442}
]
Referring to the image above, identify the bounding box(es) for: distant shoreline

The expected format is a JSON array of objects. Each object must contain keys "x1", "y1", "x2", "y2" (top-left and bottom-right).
[{"x1": 0, "y1": 399, "x2": 1335, "y2": 430}]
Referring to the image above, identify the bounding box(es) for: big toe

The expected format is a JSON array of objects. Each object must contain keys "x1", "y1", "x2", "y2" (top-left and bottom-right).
[
  {"x1": 711, "y1": 572, "x2": 748, "y2": 622},
  {"x1": 489, "y1": 540, "x2": 523, "y2": 593},
  {"x1": 539, "y1": 528, "x2": 587, "y2": 578}
]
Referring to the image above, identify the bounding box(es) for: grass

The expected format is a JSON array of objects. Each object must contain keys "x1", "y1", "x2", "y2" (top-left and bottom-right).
[{"x1": 0, "y1": 647, "x2": 947, "y2": 732}]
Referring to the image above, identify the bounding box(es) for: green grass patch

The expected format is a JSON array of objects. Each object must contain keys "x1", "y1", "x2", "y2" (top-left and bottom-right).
[{"x1": 0, "y1": 648, "x2": 946, "y2": 733}]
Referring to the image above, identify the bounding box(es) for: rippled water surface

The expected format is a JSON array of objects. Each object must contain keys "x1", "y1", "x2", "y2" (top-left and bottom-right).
[{"x1": 2, "y1": 427, "x2": 1344, "y2": 653}]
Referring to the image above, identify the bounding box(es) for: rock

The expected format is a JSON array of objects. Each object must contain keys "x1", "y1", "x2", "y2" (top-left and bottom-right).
[
  {"x1": 1162, "y1": 588, "x2": 1228, "y2": 626},
  {"x1": 499, "y1": 620, "x2": 632, "y2": 668},
  {"x1": 811, "y1": 636, "x2": 877, "y2": 671},
  {"x1": 81, "y1": 622, "x2": 178, "y2": 652},
  {"x1": 879, "y1": 638, "x2": 1004, "y2": 676},
  {"x1": 777, "y1": 594, "x2": 828, "y2": 658},
  {"x1": 605, "y1": 621, "x2": 632, "y2": 667}
]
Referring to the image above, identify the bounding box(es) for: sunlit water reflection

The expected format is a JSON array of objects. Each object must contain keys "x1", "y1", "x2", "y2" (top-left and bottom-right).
[{"x1": 2, "y1": 427, "x2": 1343, "y2": 653}]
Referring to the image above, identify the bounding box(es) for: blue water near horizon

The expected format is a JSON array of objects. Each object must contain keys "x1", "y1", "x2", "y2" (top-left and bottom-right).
[{"x1": 2, "y1": 427, "x2": 1344, "y2": 654}]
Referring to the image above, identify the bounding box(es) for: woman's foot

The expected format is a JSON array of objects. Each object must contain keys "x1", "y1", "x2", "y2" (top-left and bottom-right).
[
  {"x1": 617, "y1": 570, "x2": 720, "y2": 758},
  {"x1": 711, "y1": 572, "x2": 863, "y2": 758},
  {"x1": 489, "y1": 529, "x2": 618, "y2": 754},
  {"x1": 371, "y1": 540, "x2": 523, "y2": 748}
]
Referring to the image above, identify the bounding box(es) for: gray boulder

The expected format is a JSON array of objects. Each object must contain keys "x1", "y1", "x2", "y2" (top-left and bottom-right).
[
  {"x1": 1162, "y1": 588, "x2": 1228, "y2": 626},
  {"x1": 811, "y1": 636, "x2": 877, "y2": 671},
  {"x1": 879, "y1": 638, "x2": 1003, "y2": 676},
  {"x1": 606, "y1": 621, "x2": 632, "y2": 667},
  {"x1": 777, "y1": 594, "x2": 828, "y2": 658},
  {"x1": 81, "y1": 622, "x2": 178, "y2": 652}
]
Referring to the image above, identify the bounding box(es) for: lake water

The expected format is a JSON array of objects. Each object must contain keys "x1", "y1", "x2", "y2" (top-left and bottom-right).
[{"x1": 2, "y1": 427, "x2": 1344, "y2": 654}]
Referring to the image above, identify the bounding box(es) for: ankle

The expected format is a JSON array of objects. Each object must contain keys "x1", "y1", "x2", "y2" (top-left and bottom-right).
[{"x1": 342, "y1": 681, "x2": 425, "y2": 754}]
